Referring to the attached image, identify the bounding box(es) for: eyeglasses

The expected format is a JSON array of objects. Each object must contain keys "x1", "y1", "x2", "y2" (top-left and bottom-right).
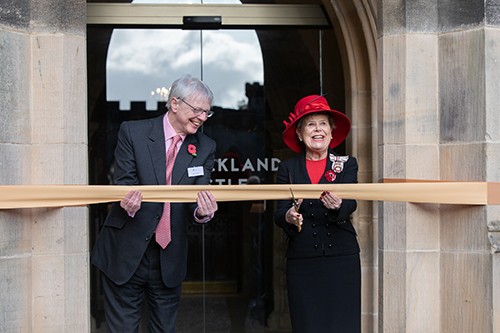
[{"x1": 179, "y1": 98, "x2": 214, "y2": 118}]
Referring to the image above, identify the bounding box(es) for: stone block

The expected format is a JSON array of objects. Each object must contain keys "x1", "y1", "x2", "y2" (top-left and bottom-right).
[
  {"x1": 486, "y1": 142, "x2": 500, "y2": 180},
  {"x1": 381, "y1": 144, "x2": 405, "y2": 178},
  {"x1": 439, "y1": 30, "x2": 485, "y2": 143},
  {"x1": 486, "y1": 1, "x2": 500, "y2": 27},
  {"x1": 440, "y1": 204, "x2": 490, "y2": 252},
  {"x1": 30, "y1": 33, "x2": 87, "y2": 145},
  {"x1": 493, "y1": 253, "x2": 500, "y2": 332},
  {"x1": 380, "y1": 201, "x2": 406, "y2": 251},
  {"x1": 31, "y1": 34, "x2": 65, "y2": 144},
  {"x1": 0, "y1": 256, "x2": 31, "y2": 333},
  {"x1": 31, "y1": 207, "x2": 87, "y2": 255},
  {"x1": 358, "y1": 219, "x2": 374, "y2": 265},
  {"x1": 406, "y1": 203, "x2": 440, "y2": 250},
  {"x1": 378, "y1": 0, "x2": 406, "y2": 35},
  {"x1": 407, "y1": 0, "x2": 438, "y2": 32},
  {"x1": 0, "y1": 0, "x2": 31, "y2": 29},
  {"x1": 379, "y1": 250, "x2": 406, "y2": 332},
  {"x1": 361, "y1": 265, "x2": 376, "y2": 314},
  {"x1": 405, "y1": 34, "x2": 439, "y2": 144},
  {"x1": 352, "y1": 122, "x2": 373, "y2": 169},
  {"x1": 441, "y1": 252, "x2": 492, "y2": 332},
  {"x1": 0, "y1": 30, "x2": 31, "y2": 144},
  {"x1": 405, "y1": 144, "x2": 439, "y2": 179},
  {"x1": 0, "y1": 144, "x2": 31, "y2": 184},
  {"x1": 63, "y1": 253, "x2": 90, "y2": 332},
  {"x1": 406, "y1": 252, "x2": 440, "y2": 332},
  {"x1": 380, "y1": 35, "x2": 406, "y2": 144},
  {"x1": 438, "y1": 0, "x2": 484, "y2": 32},
  {"x1": 31, "y1": 0, "x2": 86, "y2": 34},
  {"x1": 32, "y1": 254, "x2": 65, "y2": 332},
  {"x1": 63, "y1": 207, "x2": 89, "y2": 253},
  {"x1": 0, "y1": 210, "x2": 32, "y2": 256},
  {"x1": 440, "y1": 143, "x2": 485, "y2": 180},
  {"x1": 31, "y1": 208, "x2": 66, "y2": 255},
  {"x1": 30, "y1": 143, "x2": 87, "y2": 184},
  {"x1": 485, "y1": 28, "x2": 500, "y2": 143}
]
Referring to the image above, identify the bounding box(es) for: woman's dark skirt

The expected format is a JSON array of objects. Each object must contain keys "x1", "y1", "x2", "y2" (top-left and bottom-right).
[{"x1": 286, "y1": 254, "x2": 361, "y2": 333}]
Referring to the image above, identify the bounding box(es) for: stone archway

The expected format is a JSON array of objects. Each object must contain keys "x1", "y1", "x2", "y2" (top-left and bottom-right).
[
  {"x1": 86, "y1": 1, "x2": 380, "y2": 331},
  {"x1": 323, "y1": 1, "x2": 378, "y2": 331},
  {"x1": 265, "y1": 1, "x2": 378, "y2": 331}
]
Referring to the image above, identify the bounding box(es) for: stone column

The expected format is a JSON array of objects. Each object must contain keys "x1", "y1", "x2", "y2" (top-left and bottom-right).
[
  {"x1": 0, "y1": 1, "x2": 89, "y2": 332},
  {"x1": 378, "y1": 1, "x2": 499, "y2": 332}
]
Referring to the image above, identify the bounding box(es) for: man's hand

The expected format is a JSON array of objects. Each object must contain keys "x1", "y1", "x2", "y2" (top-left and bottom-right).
[
  {"x1": 120, "y1": 190, "x2": 143, "y2": 218},
  {"x1": 195, "y1": 190, "x2": 218, "y2": 218}
]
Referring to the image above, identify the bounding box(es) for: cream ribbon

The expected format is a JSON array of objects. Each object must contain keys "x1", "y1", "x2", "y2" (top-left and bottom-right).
[{"x1": 0, "y1": 182, "x2": 499, "y2": 209}]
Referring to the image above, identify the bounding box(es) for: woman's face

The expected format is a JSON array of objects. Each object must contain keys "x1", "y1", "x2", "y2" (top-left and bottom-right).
[{"x1": 296, "y1": 113, "x2": 333, "y2": 153}]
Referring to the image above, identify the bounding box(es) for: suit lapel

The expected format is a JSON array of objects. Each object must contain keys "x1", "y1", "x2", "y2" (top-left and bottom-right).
[
  {"x1": 292, "y1": 151, "x2": 311, "y2": 184},
  {"x1": 147, "y1": 116, "x2": 167, "y2": 185},
  {"x1": 172, "y1": 135, "x2": 197, "y2": 184}
]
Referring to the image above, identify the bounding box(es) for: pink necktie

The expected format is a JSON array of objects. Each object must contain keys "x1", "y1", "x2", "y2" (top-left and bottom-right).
[{"x1": 156, "y1": 135, "x2": 181, "y2": 249}]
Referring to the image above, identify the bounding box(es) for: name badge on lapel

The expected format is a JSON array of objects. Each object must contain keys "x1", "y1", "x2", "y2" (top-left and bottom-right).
[{"x1": 187, "y1": 166, "x2": 204, "y2": 177}]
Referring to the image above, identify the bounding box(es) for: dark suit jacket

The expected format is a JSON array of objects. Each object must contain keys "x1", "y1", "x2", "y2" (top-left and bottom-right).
[
  {"x1": 91, "y1": 115, "x2": 216, "y2": 288},
  {"x1": 274, "y1": 149, "x2": 360, "y2": 258}
]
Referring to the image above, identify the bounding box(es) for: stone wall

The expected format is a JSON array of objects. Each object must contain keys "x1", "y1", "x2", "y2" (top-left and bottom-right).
[
  {"x1": 1, "y1": 0, "x2": 500, "y2": 332},
  {"x1": 378, "y1": 1, "x2": 500, "y2": 332},
  {"x1": 0, "y1": 0, "x2": 89, "y2": 331}
]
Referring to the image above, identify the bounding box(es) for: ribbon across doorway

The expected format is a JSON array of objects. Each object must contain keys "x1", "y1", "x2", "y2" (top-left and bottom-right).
[{"x1": 0, "y1": 181, "x2": 499, "y2": 209}]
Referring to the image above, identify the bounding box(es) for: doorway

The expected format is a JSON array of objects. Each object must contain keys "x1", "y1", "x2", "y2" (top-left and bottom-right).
[{"x1": 87, "y1": 3, "x2": 345, "y2": 332}]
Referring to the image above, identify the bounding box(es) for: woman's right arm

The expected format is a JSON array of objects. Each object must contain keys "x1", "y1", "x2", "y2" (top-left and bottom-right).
[{"x1": 274, "y1": 162, "x2": 300, "y2": 236}]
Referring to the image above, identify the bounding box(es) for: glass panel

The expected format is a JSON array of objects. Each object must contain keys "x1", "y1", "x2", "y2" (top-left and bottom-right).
[
  {"x1": 106, "y1": 29, "x2": 263, "y2": 110},
  {"x1": 88, "y1": 22, "x2": 344, "y2": 333}
]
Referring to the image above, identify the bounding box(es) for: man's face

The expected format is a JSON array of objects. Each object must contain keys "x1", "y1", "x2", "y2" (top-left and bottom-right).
[{"x1": 169, "y1": 96, "x2": 211, "y2": 135}]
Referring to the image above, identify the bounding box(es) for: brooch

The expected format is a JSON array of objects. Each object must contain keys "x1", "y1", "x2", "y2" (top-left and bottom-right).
[{"x1": 324, "y1": 154, "x2": 349, "y2": 182}]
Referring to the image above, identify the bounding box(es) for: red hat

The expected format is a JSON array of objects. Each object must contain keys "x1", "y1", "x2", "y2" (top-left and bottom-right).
[{"x1": 282, "y1": 95, "x2": 351, "y2": 153}]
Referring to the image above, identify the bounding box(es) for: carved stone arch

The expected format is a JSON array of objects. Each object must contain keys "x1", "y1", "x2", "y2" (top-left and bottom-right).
[
  {"x1": 322, "y1": 0, "x2": 377, "y2": 180},
  {"x1": 322, "y1": 0, "x2": 378, "y2": 330},
  {"x1": 266, "y1": 0, "x2": 379, "y2": 330}
]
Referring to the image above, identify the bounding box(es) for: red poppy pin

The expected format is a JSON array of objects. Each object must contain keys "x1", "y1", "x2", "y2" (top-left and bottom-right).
[
  {"x1": 325, "y1": 170, "x2": 336, "y2": 182},
  {"x1": 187, "y1": 144, "x2": 197, "y2": 157}
]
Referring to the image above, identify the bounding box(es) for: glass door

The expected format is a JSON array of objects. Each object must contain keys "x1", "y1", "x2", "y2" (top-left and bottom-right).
[{"x1": 87, "y1": 2, "x2": 345, "y2": 331}]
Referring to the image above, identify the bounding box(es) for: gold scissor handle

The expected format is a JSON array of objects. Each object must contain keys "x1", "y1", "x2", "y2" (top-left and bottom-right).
[{"x1": 289, "y1": 188, "x2": 302, "y2": 232}]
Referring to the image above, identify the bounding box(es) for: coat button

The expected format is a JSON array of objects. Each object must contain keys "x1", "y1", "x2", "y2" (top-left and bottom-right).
[
  {"x1": 328, "y1": 244, "x2": 333, "y2": 248},
  {"x1": 325, "y1": 223, "x2": 330, "y2": 228},
  {"x1": 310, "y1": 213, "x2": 314, "y2": 218},
  {"x1": 327, "y1": 232, "x2": 331, "y2": 237},
  {"x1": 312, "y1": 223, "x2": 316, "y2": 228},
  {"x1": 314, "y1": 244, "x2": 318, "y2": 249},
  {"x1": 313, "y1": 232, "x2": 318, "y2": 237},
  {"x1": 309, "y1": 201, "x2": 313, "y2": 205}
]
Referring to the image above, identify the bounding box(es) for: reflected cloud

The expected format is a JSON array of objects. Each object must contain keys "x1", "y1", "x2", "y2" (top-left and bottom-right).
[{"x1": 106, "y1": 0, "x2": 263, "y2": 110}]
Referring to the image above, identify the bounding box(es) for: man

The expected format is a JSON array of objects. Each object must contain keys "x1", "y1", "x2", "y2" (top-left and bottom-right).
[{"x1": 91, "y1": 74, "x2": 218, "y2": 332}]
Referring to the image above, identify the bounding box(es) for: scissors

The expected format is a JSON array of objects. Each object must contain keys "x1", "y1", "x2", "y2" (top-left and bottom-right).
[{"x1": 289, "y1": 188, "x2": 302, "y2": 232}]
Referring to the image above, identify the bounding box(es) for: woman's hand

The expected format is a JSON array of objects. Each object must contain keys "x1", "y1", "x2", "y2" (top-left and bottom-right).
[
  {"x1": 285, "y1": 199, "x2": 303, "y2": 230},
  {"x1": 120, "y1": 190, "x2": 143, "y2": 217},
  {"x1": 320, "y1": 190, "x2": 342, "y2": 210}
]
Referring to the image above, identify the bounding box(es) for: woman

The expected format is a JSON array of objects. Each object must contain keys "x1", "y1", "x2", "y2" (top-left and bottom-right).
[{"x1": 274, "y1": 95, "x2": 360, "y2": 333}]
